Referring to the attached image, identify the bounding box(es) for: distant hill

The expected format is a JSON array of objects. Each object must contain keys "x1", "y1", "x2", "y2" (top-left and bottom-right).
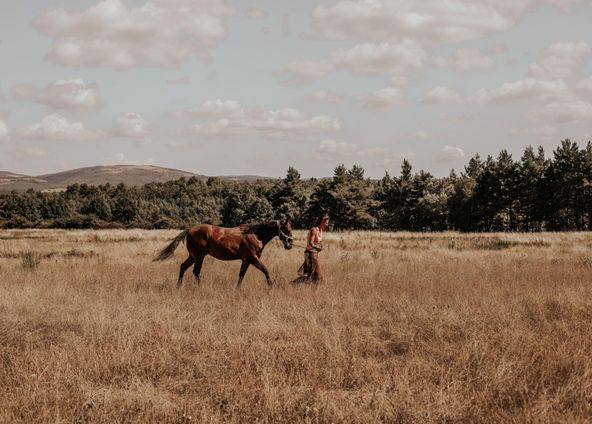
[
  {"x1": 0, "y1": 171, "x2": 48, "y2": 190},
  {"x1": 0, "y1": 165, "x2": 271, "y2": 192}
]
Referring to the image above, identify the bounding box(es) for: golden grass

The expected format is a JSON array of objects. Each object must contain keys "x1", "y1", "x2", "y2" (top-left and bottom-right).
[{"x1": 1, "y1": 229, "x2": 591, "y2": 423}]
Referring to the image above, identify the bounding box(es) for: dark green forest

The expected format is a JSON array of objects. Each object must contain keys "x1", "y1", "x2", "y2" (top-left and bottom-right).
[{"x1": 2, "y1": 139, "x2": 592, "y2": 231}]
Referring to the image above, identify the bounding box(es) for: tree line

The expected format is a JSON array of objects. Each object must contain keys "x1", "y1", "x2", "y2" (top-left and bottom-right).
[{"x1": 2, "y1": 139, "x2": 591, "y2": 231}]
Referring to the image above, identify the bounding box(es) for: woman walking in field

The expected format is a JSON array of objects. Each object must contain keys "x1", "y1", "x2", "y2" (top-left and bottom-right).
[{"x1": 292, "y1": 214, "x2": 330, "y2": 284}]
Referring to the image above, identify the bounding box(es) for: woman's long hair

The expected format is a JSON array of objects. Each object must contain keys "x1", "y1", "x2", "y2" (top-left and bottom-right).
[{"x1": 314, "y1": 214, "x2": 330, "y2": 227}]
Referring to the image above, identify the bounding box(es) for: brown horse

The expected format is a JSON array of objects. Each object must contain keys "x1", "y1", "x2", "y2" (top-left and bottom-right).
[{"x1": 154, "y1": 220, "x2": 293, "y2": 288}]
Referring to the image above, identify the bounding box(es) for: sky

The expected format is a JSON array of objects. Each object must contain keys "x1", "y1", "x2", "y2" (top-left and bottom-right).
[{"x1": 1, "y1": 0, "x2": 592, "y2": 179}]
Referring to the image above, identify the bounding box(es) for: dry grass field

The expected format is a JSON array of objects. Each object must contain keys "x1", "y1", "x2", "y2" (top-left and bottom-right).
[{"x1": 1, "y1": 229, "x2": 591, "y2": 423}]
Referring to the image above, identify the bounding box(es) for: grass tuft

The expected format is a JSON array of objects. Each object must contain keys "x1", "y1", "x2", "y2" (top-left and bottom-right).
[{"x1": 20, "y1": 251, "x2": 38, "y2": 271}]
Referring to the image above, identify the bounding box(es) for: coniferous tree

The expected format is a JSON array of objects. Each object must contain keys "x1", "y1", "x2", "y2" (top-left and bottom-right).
[
  {"x1": 374, "y1": 171, "x2": 399, "y2": 229},
  {"x1": 492, "y1": 150, "x2": 519, "y2": 230},
  {"x1": 306, "y1": 164, "x2": 376, "y2": 230},
  {"x1": 448, "y1": 155, "x2": 483, "y2": 231},
  {"x1": 473, "y1": 155, "x2": 497, "y2": 230},
  {"x1": 518, "y1": 146, "x2": 548, "y2": 231},
  {"x1": 581, "y1": 142, "x2": 592, "y2": 229},
  {"x1": 409, "y1": 171, "x2": 450, "y2": 231},
  {"x1": 271, "y1": 166, "x2": 309, "y2": 227},
  {"x1": 546, "y1": 139, "x2": 585, "y2": 230},
  {"x1": 3, "y1": 139, "x2": 592, "y2": 231}
]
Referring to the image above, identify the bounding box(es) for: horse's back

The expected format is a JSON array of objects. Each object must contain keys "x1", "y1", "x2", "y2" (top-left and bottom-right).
[{"x1": 187, "y1": 224, "x2": 246, "y2": 260}]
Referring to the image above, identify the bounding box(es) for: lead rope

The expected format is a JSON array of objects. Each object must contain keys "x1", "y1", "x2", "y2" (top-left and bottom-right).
[{"x1": 276, "y1": 220, "x2": 308, "y2": 250}]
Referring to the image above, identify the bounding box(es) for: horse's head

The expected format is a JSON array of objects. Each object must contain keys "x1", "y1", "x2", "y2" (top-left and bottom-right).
[{"x1": 278, "y1": 219, "x2": 293, "y2": 250}]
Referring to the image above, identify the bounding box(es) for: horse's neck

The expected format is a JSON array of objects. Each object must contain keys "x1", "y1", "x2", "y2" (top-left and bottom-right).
[{"x1": 256, "y1": 224, "x2": 276, "y2": 246}]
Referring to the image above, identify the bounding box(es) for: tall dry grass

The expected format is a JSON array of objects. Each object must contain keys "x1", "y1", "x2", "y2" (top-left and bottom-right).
[{"x1": 1, "y1": 229, "x2": 591, "y2": 423}]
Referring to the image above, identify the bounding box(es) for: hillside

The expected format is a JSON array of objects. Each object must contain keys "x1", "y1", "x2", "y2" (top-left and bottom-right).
[
  {"x1": 0, "y1": 165, "x2": 207, "y2": 191},
  {"x1": 0, "y1": 171, "x2": 48, "y2": 190}
]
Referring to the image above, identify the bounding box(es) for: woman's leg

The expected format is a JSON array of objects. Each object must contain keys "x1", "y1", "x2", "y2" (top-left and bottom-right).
[{"x1": 310, "y1": 252, "x2": 322, "y2": 282}]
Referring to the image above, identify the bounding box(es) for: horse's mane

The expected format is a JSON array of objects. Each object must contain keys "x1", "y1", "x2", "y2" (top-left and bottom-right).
[{"x1": 241, "y1": 220, "x2": 277, "y2": 235}]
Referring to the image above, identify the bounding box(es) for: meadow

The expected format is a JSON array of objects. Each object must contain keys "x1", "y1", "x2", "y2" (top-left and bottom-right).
[{"x1": 1, "y1": 229, "x2": 591, "y2": 423}]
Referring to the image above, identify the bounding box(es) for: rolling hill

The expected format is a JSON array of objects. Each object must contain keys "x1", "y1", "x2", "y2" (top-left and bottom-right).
[{"x1": 0, "y1": 165, "x2": 270, "y2": 192}]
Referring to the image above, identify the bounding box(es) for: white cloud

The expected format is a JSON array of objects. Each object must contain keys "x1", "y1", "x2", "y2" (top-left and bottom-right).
[
  {"x1": 12, "y1": 85, "x2": 38, "y2": 102},
  {"x1": 316, "y1": 139, "x2": 414, "y2": 166},
  {"x1": 306, "y1": 89, "x2": 343, "y2": 104},
  {"x1": 12, "y1": 79, "x2": 99, "y2": 110},
  {"x1": 167, "y1": 76, "x2": 191, "y2": 85},
  {"x1": 435, "y1": 48, "x2": 495, "y2": 71},
  {"x1": 511, "y1": 125, "x2": 558, "y2": 138},
  {"x1": 9, "y1": 146, "x2": 51, "y2": 160},
  {"x1": 15, "y1": 114, "x2": 97, "y2": 141},
  {"x1": 472, "y1": 78, "x2": 569, "y2": 103},
  {"x1": 421, "y1": 87, "x2": 464, "y2": 104},
  {"x1": 435, "y1": 145, "x2": 465, "y2": 163},
  {"x1": 542, "y1": 0, "x2": 583, "y2": 13},
  {"x1": 114, "y1": 152, "x2": 126, "y2": 163},
  {"x1": 113, "y1": 152, "x2": 155, "y2": 165},
  {"x1": 317, "y1": 139, "x2": 358, "y2": 155},
  {"x1": 110, "y1": 112, "x2": 150, "y2": 141},
  {"x1": 33, "y1": 0, "x2": 235, "y2": 69},
  {"x1": 576, "y1": 76, "x2": 592, "y2": 91},
  {"x1": 282, "y1": 40, "x2": 426, "y2": 84},
  {"x1": 282, "y1": 59, "x2": 336, "y2": 84},
  {"x1": 246, "y1": 8, "x2": 267, "y2": 19},
  {"x1": 334, "y1": 40, "x2": 426, "y2": 75},
  {"x1": 358, "y1": 85, "x2": 403, "y2": 110},
  {"x1": 166, "y1": 139, "x2": 186, "y2": 148},
  {"x1": 528, "y1": 41, "x2": 591, "y2": 80},
  {"x1": 389, "y1": 75, "x2": 409, "y2": 86},
  {"x1": 18, "y1": 147, "x2": 49, "y2": 158},
  {"x1": 188, "y1": 99, "x2": 244, "y2": 118},
  {"x1": 534, "y1": 100, "x2": 592, "y2": 123},
  {"x1": 0, "y1": 120, "x2": 9, "y2": 141},
  {"x1": 414, "y1": 129, "x2": 428, "y2": 139},
  {"x1": 184, "y1": 101, "x2": 341, "y2": 139},
  {"x1": 313, "y1": 0, "x2": 533, "y2": 45}
]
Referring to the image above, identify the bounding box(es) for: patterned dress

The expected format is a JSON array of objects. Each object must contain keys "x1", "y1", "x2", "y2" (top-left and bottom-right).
[{"x1": 292, "y1": 227, "x2": 323, "y2": 283}]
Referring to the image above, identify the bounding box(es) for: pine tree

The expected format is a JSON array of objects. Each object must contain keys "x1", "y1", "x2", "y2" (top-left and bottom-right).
[
  {"x1": 271, "y1": 166, "x2": 309, "y2": 227},
  {"x1": 493, "y1": 150, "x2": 519, "y2": 230},
  {"x1": 546, "y1": 139, "x2": 585, "y2": 230},
  {"x1": 518, "y1": 146, "x2": 548, "y2": 230},
  {"x1": 307, "y1": 164, "x2": 376, "y2": 229},
  {"x1": 582, "y1": 142, "x2": 592, "y2": 229}
]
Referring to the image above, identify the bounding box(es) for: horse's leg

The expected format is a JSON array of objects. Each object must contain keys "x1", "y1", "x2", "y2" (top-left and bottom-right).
[
  {"x1": 236, "y1": 261, "x2": 250, "y2": 289},
  {"x1": 249, "y1": 256, "x2": 272, "y2": 287},
  {"x1": 192, "y1": 254, "x2": 205, "y2": 287},
  {"x1": 177, "y1": 257, "x2": 194, "y2": 288}
]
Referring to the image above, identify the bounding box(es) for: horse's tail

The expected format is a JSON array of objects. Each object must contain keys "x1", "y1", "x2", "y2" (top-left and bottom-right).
[{"x1": 153, "y1": 229, "x2": 189, "y2": 261}]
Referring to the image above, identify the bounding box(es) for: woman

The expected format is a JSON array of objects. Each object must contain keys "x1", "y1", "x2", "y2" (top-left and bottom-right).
[{"x1": 292, "y1": 214, "x2": 330, "y2": 283}]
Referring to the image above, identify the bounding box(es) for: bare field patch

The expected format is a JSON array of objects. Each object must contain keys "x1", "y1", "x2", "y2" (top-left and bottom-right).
[{"x1": 1, "y1": 230, "x2": 591, "y2": 423}]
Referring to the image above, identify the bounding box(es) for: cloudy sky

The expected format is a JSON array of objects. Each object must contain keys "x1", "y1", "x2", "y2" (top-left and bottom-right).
[{"x1": 1, "y1": 0, "x2": 592, "y2": 178}]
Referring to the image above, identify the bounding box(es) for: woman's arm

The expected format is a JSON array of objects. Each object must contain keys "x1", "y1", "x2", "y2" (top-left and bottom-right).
[{"x1": 306, "y1": 227, "x2": 317, "y2": 250}]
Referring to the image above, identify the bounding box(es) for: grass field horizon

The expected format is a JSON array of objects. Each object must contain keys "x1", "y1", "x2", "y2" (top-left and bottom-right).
[{"x1": 1, "y1": 229, "x2": 591, "y2": 423}]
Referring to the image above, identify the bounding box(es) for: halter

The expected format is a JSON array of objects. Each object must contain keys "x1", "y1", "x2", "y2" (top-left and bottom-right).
[
  {"x1": 276, "y1": 220, "x2": 314, "y2": 250},
  {"x1": 276, "y1": 220, "x2": 293, "y2": 242}
]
